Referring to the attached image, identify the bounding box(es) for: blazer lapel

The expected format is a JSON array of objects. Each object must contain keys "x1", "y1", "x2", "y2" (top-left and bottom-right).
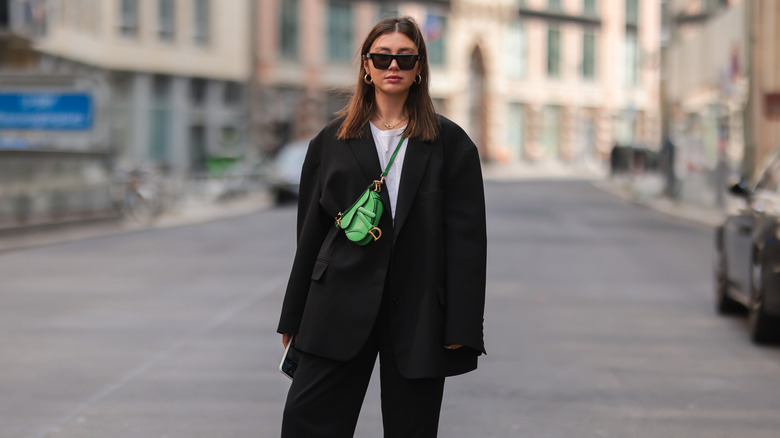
[
  {"x1": 347, "y1": 124, "x2": 394, "y2": 219},
  {"x1": 393, "y1": 137, "x2": 432, "y2": 242},
  {"x1": 348, "y1": 124, "x2": 382, "y2": 182}
]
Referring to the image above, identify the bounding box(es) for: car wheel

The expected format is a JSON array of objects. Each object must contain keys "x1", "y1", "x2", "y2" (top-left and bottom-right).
[
  {"x1": 749, "y1": 254, "x2": 779, "y2": 344},
  {"x1": 714, "y1": 247, "x2": 741, "y2": 314}
]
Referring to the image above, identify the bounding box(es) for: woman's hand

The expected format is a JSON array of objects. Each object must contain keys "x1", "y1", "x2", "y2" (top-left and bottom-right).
[
  {"x1": 444, "y1": 344, "x2": 462, "y2": 350},
  {"x1": 282, "y1": 333, "x2": 297, "y2": 348}
]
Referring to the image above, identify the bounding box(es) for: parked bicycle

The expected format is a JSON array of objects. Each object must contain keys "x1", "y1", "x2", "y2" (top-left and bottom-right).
[{"x1": 113, "y1": 165, "x2": 170, "y2": 225}]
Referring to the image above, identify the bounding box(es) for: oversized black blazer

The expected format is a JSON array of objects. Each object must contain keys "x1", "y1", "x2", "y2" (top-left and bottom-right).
[{"x1": 277, "y1": 115, "x2": 487, "y2": 378}]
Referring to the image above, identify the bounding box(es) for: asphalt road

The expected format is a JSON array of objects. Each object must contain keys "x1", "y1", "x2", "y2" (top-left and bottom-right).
[{"x1": 1, "y1": 180, "x2": 779, "y2": 438}]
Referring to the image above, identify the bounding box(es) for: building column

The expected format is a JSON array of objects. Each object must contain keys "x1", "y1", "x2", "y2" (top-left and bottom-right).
[
  {"x1": 131, "y1": 73, "x2": 151, "y2": 163},
  {"x1": 170, "y1": 76, "x2": 189, "y2": 177}
]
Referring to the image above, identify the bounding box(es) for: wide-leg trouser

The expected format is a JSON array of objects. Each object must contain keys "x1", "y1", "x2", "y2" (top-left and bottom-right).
[{"x1": 281, "y1": 299, "x2": 445, "y2": 438}]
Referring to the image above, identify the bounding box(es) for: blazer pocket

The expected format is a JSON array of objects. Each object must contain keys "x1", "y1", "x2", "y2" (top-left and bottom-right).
[
  {"x1": 437, "y1": 285, "x2": 447, "y2": 307},
  {"x1": 311, "y1": 259, "x2": 328, "y2": 281}
]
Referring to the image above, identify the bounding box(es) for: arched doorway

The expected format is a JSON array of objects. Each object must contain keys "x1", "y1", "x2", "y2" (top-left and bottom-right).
[{"x1": 469, "y1": 46, "x2": 488, "y2": 160}]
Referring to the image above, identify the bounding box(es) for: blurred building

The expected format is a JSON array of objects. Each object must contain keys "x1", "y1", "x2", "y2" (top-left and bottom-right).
[
  {"x1": 745, "y1": 0, "x2": 780, "y2": 178},
  {"x1": 1, "y1": 0, "x2": 118, "y2": 228},
  {"x1": 663, "y1": 0, "x2": 748, "y2": 206},
  {"x1": 30, "y1": 0, "x2": 252, "y2": 176},
  {"x1": 253, "y1": 0, "x2": 660, "y2": 171},
  {"x1": 1, "y1": 0, "x2": 252, "y2": 230}
]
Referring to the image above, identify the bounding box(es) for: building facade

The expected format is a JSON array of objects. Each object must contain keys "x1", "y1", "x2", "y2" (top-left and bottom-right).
[
  {"x1": 746, "y1": 0, "x2": 780, "y2": 178},
  {"x1": 0, "y1": 0, "x2": 252, "y2": 229},
  {"x1": 663, "y1": 0, "x2": 749, "y2": 206},
  {"x1": 253, "y1": 0, "x2": 660, "y2": 171},
  {"x1": 32, "y1": 0, "x2": 251, "y2": 176}
]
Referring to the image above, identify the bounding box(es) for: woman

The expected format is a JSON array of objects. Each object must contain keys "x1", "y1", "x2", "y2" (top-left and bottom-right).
[{"x1": 277, "y1": 16, "x2": 486, "y2": 438}]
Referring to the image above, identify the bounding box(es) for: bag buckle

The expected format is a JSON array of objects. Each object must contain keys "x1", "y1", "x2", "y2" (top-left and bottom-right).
[
  {"x1": 335, "y1": 212, "x2": 343, "y2": 228},
  {"x1": 368, "y1": 227, "x2": 382, "y2": 241},
  {"x1": 373, "y1": 176, "x2": 385, "y2": 193}
]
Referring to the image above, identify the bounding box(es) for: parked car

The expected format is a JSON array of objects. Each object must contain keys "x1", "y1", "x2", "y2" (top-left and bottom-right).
[
  {"x1": 714, "y1": 152, "x2": 780, "y2": 343},
  {"x1": 267, "y1": 140, "x2": 308, "y2": 205}
]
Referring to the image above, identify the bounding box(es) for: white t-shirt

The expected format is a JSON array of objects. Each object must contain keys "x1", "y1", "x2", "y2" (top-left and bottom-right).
[{"x1": 369, "y1": 122, "x2": 408, "y2": 221}]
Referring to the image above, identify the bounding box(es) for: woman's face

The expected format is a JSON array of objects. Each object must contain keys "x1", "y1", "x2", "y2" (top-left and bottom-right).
[{"x1": 363, "y1": 31, "x2": 422, "y2": 97}]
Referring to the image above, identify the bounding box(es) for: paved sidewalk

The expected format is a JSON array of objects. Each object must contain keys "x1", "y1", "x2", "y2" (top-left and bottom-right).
[
  {"x1": 481, "y1": 161, "x2": 724, "y2": 228},
  {"x1": 0, "y1": 190, "x2": 274, "y2": 254},
  {"x1": 591, "y1": 175, "x2": 725, "y2": 229},
  {"x1": 0, "y1": 163, "x2": 723, "y2": 254},
  {"x1": 481, "y1": 160, "x2": 607, "y2": 181}
]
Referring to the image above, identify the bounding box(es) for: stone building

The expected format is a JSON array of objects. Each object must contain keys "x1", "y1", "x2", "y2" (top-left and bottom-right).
[
  {"x1": 253, "y1": 0, "x2": 660, "y2": 171},
  {"x1": 745, "y1": 0, "x2": 780, "y2": 176},
  {"x1": 0, "y1": 0, "x2": 252, "y2": 229},
  {"x1": 663, "y1": 0, "x2": 749, "y2": 206},
  {"x1": 30, "y1": 0, "x2": 252, "y2": 176}
]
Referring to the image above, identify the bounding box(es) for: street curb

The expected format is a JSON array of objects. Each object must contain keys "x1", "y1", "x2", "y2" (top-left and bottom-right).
[
  {"x1": 590, "y1": 179, "x2": 724, "y2": 229},
  {"x1": 481, "y1": 161, "x2": 608, "y2": 182}
]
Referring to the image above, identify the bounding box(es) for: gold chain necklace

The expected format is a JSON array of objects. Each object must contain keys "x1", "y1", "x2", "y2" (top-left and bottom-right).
[{"x1": 381, "y1": 117, "x2": 407, "y2": 130}]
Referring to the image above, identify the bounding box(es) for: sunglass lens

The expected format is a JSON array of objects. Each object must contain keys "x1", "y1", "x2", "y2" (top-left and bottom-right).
[
  {"x1": 372, "y1": 54, "x2": 392, "y2": 69},
  {"x1": 397, "y1": 56, "x2": 417, "y2": 70}
]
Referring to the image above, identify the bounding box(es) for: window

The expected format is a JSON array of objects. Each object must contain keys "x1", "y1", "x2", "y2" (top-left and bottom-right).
[
  {"x1": 704, "y1": 0, "x2": 725, "y2": 14},
  {"x1": 224, "y1": 81, "x2": 242, "y2": 106},
  {"x1": 152, "y1": 75, "x2": 171, "y2": 104},
  {"x1": 29, "y1": 0, "x2": 49, "y2": 36},
  {"x1": 547, "y1": 26, "x2": 561, "y2": 78},
  {"x1": 110, "y1": 72, "x2": 133, "y2": 161},
  {"x1": 615, "y1": 107, "x2": 637, "y2": 145},
  {"x1": 158, "y1": 0, "x2": 175, "y2": 41},
  {"x1": 150, "y1": 75, "x2": 172, "y2": 163},
  {"x1": 327, "y1": 2, "x2": 354, "y2": 63},
  {"x1": 279, "y1": 0, "x2": 299, "y2": 59},
  {"x1": 583, "y1": 0, "x2": 597, "y2": 16},
  {"x1": 506, "y1": 21, "x2": 526, "y2": 78},
  {"x1": 625, "y1": 0, "x2": 638, "y2": 25},
  {"x1": 190, "y1": 125, "x2": 208, "y2": 172},
  {"x1": 541, "y1": 105, "x2": 561, "y2": 159},
  {"x1": 193, "y1": 0, "x2": 209, "y2": 46},
  {"x1": 579, "y1": 109, "x2": 597, "y2": 159},
  {"x1": 548, "y1": 0, "x2": 562, "y2": 11},
  {"x1": 119, "y1": 0, "x2": 138, "y2": 37},
  {"x1": 623, "y1": 31, "x2": 639, "y2": 86},
  {"x1": 582, "y1": 30, "x2": 596, "y2": 80},
  {"x1": 190, "y1": 78, "x2": 208, "y2": 106},
  {"x1": 506, "y1": 102, "x2": 524, "y2": 161},
  {"x1": 0, "y1": 1, "x2": 8, "y2": 28},
  {"x1": 425, "y1": 14, "x2": 446, "y2": 67}
]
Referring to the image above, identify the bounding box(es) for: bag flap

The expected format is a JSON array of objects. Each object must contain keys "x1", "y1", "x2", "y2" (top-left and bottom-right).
[{"x1": 340, "y1": 188, "x2": 371, "y2": 229}]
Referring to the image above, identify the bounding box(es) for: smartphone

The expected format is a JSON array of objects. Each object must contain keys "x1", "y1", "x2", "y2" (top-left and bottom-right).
[{"x1": 279, "y1": 340, "x2": 300, "y2": 380}]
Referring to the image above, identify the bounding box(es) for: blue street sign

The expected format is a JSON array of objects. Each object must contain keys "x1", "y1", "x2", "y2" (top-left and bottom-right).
[{"x1": 0, "y1": 93, "x2": 93, "y2": 130}]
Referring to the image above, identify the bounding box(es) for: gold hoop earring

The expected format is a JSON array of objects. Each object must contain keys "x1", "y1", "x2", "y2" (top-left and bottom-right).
[
  {"x1": 364, "y1": 73, "x2": 373, "y2": 85},
  {"x1": 414, "y1": 74, "x2": 422, "y2": 84}
]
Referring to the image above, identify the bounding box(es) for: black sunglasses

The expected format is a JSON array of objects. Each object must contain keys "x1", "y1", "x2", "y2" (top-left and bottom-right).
[{"x1": 366, "y1": 53, "x2": 420, "y2": 70}]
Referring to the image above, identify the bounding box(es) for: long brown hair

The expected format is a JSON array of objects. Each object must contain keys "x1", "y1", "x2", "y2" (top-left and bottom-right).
[{"x1": 336, "y1": 16, "x2": 439, "y2": 142}]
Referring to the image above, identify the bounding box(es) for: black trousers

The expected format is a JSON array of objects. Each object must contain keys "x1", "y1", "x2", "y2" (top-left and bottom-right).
[{"x1": 281, "y1": 297, "x2": 446, "y2": 438}]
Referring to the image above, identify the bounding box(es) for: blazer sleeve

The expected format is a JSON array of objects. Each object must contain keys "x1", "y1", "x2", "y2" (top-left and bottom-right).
[
  {"x1": 277, "y1": 133, "x2": 332, "y2": 335},
  {"x1": 442, "y1": 127, "x2": 488, "y2": 354}
]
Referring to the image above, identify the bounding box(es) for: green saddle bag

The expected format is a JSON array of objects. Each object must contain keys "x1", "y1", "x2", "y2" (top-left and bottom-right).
[
  {"x1": 336, "y1": 182, "x2": 384, "y2": 245},
  {"x1": 335, "y1": 135, "x2": 405, "y2": 246}
]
